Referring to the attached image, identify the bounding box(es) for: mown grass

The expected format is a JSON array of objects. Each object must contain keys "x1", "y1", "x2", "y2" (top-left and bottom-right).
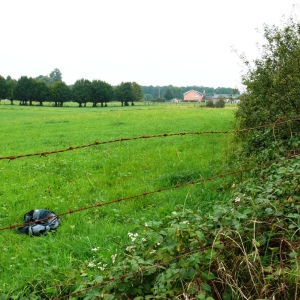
[{"x1": 0, "y1": 102, "x2": 237, "y2": 297}]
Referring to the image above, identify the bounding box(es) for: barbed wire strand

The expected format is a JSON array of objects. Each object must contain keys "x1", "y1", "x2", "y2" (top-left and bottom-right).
[
  {"x1": 1, "y1": 153, "x2": 298, "y2": 233},
  {"x1": 1, "y1": 118, "x2": 299, "y2": 161}
]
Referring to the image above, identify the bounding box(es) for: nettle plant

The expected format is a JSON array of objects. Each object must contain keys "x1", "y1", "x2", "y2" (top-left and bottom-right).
[{"x1": 78, "y1": 157, "x2": 299, "y2": 299}]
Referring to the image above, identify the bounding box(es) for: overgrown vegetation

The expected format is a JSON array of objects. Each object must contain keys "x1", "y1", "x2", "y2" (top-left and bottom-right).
[
  {"x1": 236, "y1": 16, "x2": 300, "y2": 157},
  {"x1": 69, "y1": 16, "x2": 300, "y2": 299},
  {"x1": 81, "y1": 158, "x2": 299, "y2": 299}
]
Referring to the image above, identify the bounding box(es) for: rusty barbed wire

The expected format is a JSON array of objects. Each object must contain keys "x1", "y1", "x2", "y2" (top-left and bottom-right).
[
  {"x1": 0, "y1": 153, "x2": 298, "y2": 233},
  {"x1": 0, "y1": 118, "x2": 299, "y2": 161}
]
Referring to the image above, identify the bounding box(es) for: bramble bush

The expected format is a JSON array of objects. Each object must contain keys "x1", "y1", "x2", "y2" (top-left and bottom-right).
[{"x1": 74, "y1": 157, "x2": 299, "y2": 299}]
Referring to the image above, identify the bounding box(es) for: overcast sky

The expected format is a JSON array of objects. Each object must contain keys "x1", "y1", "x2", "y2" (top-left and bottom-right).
[{"x1": 0, "y1": 1, "x2": 299, "y2": 89}]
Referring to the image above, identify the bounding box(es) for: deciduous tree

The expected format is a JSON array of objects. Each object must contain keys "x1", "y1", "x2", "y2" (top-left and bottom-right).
[
  {"x1": 49, "y1": 68, "x2": 62, "y2": 84},
  {"x1": 163, "y1": 87, "x2": 174, "y2": 101},
  {"x1": 0, "y1": 75, "x2": 8, "y2": 101},
  {"x1": 50, "y1": 81, "x2": 71, "y2": 107},
  {"x1": 131, "y1": 82, "x2": 143, "y2": 103},
  {"x1": 6, "y1": 76, "x2": 17, "y2": 104},
  {"x1": 13, "y1": 76, "x2": 35, "y2": 105},
  {"x1": 91, "y1": 80, "x2": 114, "y2": 107},
  {"x1": 33, "y1": 81, "x2": 51, "y2": 106},
  {"x1": 115, "y1": 82, "x2": 135, "y2": 106},
  {"x1": 72, "y1": 79, "x2": 92, "y2": 107}
]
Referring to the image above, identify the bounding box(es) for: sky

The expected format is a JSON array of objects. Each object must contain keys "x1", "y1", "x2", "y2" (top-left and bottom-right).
[{"x1": 0, "y1": 0, "x2": 299, "y2": 89}]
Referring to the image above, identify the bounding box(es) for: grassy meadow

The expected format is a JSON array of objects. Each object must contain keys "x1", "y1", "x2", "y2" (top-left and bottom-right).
[{"x1": 0, "y1": 102, "x2": 238, "y2": 298}]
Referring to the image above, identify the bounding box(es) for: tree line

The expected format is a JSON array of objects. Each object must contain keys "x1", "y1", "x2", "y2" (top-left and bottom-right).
[
  {"x1": 0, "y1": 68, "x2": 238, "y2": 106},
  {"x1": 0, "y1": 69, "x2": 143, "y2": 107}
]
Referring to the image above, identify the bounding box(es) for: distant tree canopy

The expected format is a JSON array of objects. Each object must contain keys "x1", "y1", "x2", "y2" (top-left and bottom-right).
[
  {"x1": 0, "y1": 75, "x2": 8, "y2": 100},
  {"x1": 5, "y1": 76, "x2": 17, "y2": 103},
  {"x1": 115, "y1": 82, "x2": 142, "y2": 106},
  {"x1": 36, "y1": 68, "x2": 62, "y2": 86},
  {"x1": 143, "y1": 94, "x2": 153, "y2": 101},
  {"x1": 0, "y1": 67, "x2": 238, "y2": 107},
  {"x1": 163, "y1": 88, "x2": 174, "y2": 101},
  {"x1": 91, "y1": 80, "x2": 114, "y2": 107},
  {"x1": 72, "y1": 79, "x2": 92, "y2": 107},
  {"x1": 13, "y1": 76, "x2": 35, "y2": 105},
  {"x1": 131, "y1": 82, "x2": 143, "y2": 102},
  {"x1": 51, "y1": 81, "x2": 72, "y2": 107},
  {"x1": 32, "y1": 80, "x2": 51, "y2": 105}
]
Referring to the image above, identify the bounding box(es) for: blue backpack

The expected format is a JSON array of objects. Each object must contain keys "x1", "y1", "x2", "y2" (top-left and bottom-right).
[{"x1": 17, "y1": 209, "x2": 61, "y2": 236}]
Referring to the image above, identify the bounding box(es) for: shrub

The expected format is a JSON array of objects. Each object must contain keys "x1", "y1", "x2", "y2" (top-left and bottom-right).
[
  {"x1": 236, "y1": 16, "x2": 300, "y2": 155},
  {"x1": 206, "y1": 100, "x2": 214, "y2": 107},
  {"x1": 215, "y1": 98, "x2": 225, "y2": 108}
]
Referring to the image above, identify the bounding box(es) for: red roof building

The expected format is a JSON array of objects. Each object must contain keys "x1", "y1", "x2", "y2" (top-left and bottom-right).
[{"x1": 183, "y1": 90, "x2": 204, "y2": 102}]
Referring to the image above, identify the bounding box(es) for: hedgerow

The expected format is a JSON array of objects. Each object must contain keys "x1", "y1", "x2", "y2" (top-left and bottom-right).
[{"x1": 72, "y1": 157, "x2": 299, "y2": 299}]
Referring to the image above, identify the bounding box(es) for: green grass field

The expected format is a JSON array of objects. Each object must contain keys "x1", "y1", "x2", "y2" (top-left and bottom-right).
[{"x1": 0, "y1": 102, "x2": 237, "y2": 298}]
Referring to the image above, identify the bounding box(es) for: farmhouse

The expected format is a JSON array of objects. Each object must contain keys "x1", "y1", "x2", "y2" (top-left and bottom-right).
[{"x1": 183, "y1": 90, "x2": 204, "y2": 102}]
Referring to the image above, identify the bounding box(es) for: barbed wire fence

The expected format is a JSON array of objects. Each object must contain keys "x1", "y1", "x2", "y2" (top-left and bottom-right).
[
  {"x1": 0, "y1": 153, "x2": 298, "y2": 233},
  {"x1": 0, "y1": 117, "x2": 299, "y2": 298},
  {"x1": 1, "y1": 118, "x2": 298, "y2": 161},
  {"x1": 0, "y1": 118, "x2": 298, "y2": 232}
]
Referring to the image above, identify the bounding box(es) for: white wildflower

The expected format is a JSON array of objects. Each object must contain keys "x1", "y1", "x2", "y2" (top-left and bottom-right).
[
  {"x1": 97, "y1": 262, "x2": 107, "y2": 271},
  {"x1": 126, "y1": 245, "x2": 136, "y2": 252},
  {"x1": 182, "y1": 220, "x2": 189, "y2": 225},
  {"x1": 149, "y1": 250, "x2": 156, "y2": 254},
  {"x1": 142, "y1": 238, "x2": 147, "y2": 242},
  {"x1": 111, "y1": 254, "x2": 117, "y2": 264},
  {"x1": 87, "y1": 261, "x2": 96, "y2": 268},
  {"x1": 128, "y1": 232, "x2": 138, "y2": 242},
  {"x1": 235, "y1": 197, "x2": 241, "y2": 203},
  {"x1": 91, "y1": 247, "x2": 99, "y2": 252},
  {"x1": 145, "y1": 223, "x2": 148, "y2": 227}
]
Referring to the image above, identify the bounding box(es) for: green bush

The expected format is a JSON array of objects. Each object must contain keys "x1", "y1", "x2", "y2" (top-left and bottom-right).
[
  {"x1": 206, "y1": 100, "x2": 214, "y2": 107},
  {"x1": 236, "y1": 17, "x2": 300, "y2": 155},
  {"x1": 215, "y1": 99, "x2": 225, "y2": 108}
]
